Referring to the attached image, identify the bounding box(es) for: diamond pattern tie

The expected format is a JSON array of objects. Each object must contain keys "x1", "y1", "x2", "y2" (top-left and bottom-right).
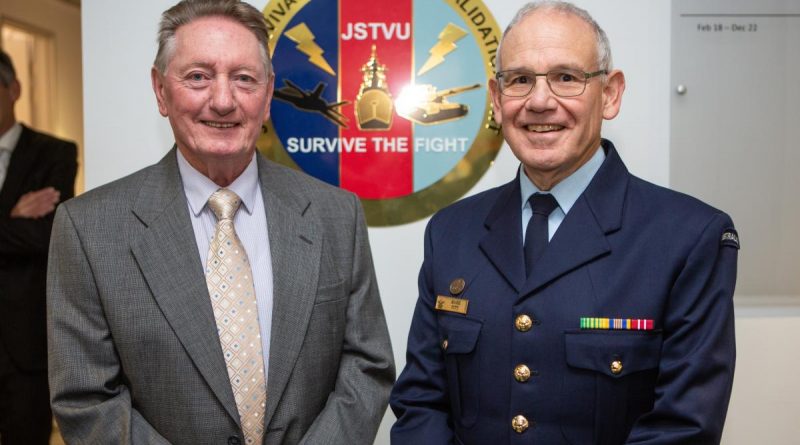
[
  {"x1": 206, "y1": 188, "x2": 266, "y2": 445},
  {"x1": 524, "y1": 193, "x2": 559, "y2": 278}
]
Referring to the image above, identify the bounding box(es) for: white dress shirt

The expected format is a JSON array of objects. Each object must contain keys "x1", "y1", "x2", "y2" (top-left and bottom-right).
[{"x1": 0, "y1": 123, "x2": 22, "y2": 191}]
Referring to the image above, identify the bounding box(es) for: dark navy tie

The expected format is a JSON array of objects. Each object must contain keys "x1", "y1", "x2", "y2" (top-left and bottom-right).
[{"x1": 524, "y1": 193, "x2": 559, "y2": 277}]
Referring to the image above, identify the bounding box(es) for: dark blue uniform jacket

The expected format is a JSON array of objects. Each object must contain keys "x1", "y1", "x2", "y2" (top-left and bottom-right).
[{"x1": 391, "y1": 140, "x2": 738, "y2": 445}]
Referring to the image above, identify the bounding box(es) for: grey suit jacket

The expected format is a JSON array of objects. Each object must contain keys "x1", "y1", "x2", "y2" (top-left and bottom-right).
[{"x1": 47, "y1": 150, "x2": 395, "y2": 444}]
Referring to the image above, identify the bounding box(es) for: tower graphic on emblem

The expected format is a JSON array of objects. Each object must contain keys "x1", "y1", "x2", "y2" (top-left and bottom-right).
[{"x1": 355, "y1": 45, "x2": 394, "y2": 131}]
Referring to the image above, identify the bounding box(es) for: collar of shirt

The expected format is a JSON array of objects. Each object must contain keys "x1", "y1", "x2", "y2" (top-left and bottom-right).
[
  {"x1": 519, "y1": 145, "x2": 606, "y2": 214},
  {"x1": 176, "y1": 149, "x2": 259, "y2": 218},
  {"x1": 519, "y1": 146, "x2": 606, "y2": 241},
  {"x1": 0, "y1": 123, "x2": 23, "y2": 153}
]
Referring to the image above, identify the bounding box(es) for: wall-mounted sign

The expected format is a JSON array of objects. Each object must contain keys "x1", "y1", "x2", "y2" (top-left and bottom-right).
[{"x1": 260, "y1": 0, "x2": 504, "y2": 226}]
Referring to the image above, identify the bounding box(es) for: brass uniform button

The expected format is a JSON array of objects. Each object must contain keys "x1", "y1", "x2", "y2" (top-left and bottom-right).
[
  {"x1": 515, "y1": 314, "x2": 533, "y2": 332},
  {"x1": 514, "y1": 364, "x2": 531, "y2": 382},
  {"x1": 441, "y1": 339, "x2": 448, "y2": 351},
  {"x1": 610, "y1": 359, "x2": 623, "y2": 375},
  {"x1": 511, "y1": 415, "x2": 529, "y2": 433},
  {"x1": 449, "y1": 278, "x2": 466, "y2": 295}
]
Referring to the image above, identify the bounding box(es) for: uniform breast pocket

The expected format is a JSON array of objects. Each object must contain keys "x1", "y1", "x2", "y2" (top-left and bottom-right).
[
  {"x1": 439, "y1": 315, "x2": 482, "y2": 429},
  {"x1": 561, "y1": 330, "x2": 662, "y2": 444}
]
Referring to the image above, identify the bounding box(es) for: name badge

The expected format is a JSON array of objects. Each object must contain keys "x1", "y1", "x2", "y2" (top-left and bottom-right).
[{"x1": 435, "y1": 295, "x2": 469, "y2": 315}]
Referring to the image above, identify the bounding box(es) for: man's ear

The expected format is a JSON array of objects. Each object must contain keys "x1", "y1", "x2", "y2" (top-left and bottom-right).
[
  {"x1": 489, "y1": 78, "x2": 503, "y2": 126},
  {"x1": 9, "y1": 79, "x2": 21, "y2": 102},
  {"x1": 602, "y1": 69, "x2": 625, "y2": 120},
  {"x1": 151, "y1": 67, "x2": 169, "y2": 117},
  {"x1": 263, "y1": 71, "x2": 275, "y2": 123}
]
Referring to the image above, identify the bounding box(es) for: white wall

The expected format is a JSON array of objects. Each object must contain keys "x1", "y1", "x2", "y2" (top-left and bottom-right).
[
  {"x1": 81, "y1": 1, "x2": 799, "y2": 444},
  {"x1": 728, "y1": 301, "x2": 800, "y2": 444}
]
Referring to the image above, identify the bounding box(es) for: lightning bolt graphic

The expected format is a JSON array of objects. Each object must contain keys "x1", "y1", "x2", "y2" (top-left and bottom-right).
[
  {"x1": 285, "y1": 23, "x2": 336, "y2": 76},
  {"x1": 417, "y1": 23, "x2": 468, "y2": 76}
]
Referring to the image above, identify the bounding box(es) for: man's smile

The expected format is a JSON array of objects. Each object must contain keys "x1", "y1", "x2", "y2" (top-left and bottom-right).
[
  {"x1": 526, "y1": 124, "x2": 564, "y2": 133},
  {"x1": 201, "y1": 121, "x2": 238, "y2": 129}
]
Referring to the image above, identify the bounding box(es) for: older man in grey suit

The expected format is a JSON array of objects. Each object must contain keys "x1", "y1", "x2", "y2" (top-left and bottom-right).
[{"x1": 46, "y1": 1, "x2": 394, "y2": 444}]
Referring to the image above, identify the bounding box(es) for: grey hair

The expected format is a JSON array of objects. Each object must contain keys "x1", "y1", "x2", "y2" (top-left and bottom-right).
[
  {"x1": 495, "y1": 1, "x2": 613, "y2": 73},
  {"x1": 153, "y1": 0, "x2": 272, "y2": 75},
  {"x1": 0, "y1": 50, "x2": 17, "y2": 87}
]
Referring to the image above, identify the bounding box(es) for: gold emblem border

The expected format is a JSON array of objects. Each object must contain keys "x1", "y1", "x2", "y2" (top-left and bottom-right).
[{"x1": 259, "y1": 0, "x2": 503, "y2": 226}]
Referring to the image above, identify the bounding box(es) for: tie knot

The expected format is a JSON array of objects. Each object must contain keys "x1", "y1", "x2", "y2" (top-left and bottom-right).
[
  {"x1": 208, "y1": 188, "x2": 241, "y2": 221},
  {"x1": 529, "y1": 193, "x2": 559, "y2": 216}
]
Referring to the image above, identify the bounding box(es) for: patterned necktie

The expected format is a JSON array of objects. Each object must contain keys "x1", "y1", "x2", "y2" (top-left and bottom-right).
[
  {"x1": 524, "y1": 193, "x2": 559, "y2": 277},
  {"x1": 206, "y1": 188, "x2": 266, "y2": 445}
]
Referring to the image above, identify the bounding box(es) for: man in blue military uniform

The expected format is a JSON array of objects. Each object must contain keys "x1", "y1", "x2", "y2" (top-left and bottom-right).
[{"x1": 390, "y1": 1, "x2": 738, "y2": 444}]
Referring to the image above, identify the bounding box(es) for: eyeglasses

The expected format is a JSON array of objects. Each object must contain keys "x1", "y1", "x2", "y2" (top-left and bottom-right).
[{"x1": 495, "y1": 69, "x2": 607, "y2": 98}]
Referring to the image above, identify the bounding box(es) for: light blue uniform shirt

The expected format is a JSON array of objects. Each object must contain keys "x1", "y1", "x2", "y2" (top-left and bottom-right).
[
  {"x1": 520, "y1": 146, "x2": 606, "y2": 241},
  {"x1": 177, "y1": 150, "x2": 273, "y2": 382}
]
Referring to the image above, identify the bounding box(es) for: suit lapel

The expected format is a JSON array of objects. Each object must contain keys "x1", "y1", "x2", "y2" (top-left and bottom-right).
[
  {"x1": 479, "y1": 177, "x2": 526, "y2": 293},
  {"x1": 129, "y1": 150, "x2": 240, "y2": 423},
  {"x1": 257, "y1": 157, "x2": 322, "y2": 426},
  {"x1": 0, "y1": 126, "x2": 39, "y2": 208},
  {"x1": 520, "y1": 140, "x2": 628, "y2": 296}
]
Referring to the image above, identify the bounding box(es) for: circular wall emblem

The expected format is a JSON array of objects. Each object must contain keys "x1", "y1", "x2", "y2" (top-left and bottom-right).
[{"x1": 260, "y1": 0, "x2": 503, "y2": 226}]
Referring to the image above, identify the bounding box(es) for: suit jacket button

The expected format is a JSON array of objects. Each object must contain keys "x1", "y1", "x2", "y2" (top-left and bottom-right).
[
  {"x1": 515, "y1": 314, "x2": 533, "y2": 332},
  {"x1": 610, "y1": 359, "x2": 623, "y2": 375},
  {"x1": 512, "y1": 415, "x2": 530, "y2": 433},
  {"x1": 228, "y1": 436, "x2": 241, "y2": 445},
  {"x1": 514, "y1": 364, "x2": 531, "y2": 382},
  {"x1": 441, "y1": 338, "x2": 448, "y2": 350}
]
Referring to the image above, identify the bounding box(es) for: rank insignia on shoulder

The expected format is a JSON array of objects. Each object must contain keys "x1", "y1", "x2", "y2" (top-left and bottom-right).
[
  {"x1": 720, "y1": 229, "x2": 740, "y2": 249},
  {"x1": 435, "y1": 295, "x2": 469, "y2": 315},
  {"x1": 580, "y1": 317, "x2": 654, "y2": 331}
]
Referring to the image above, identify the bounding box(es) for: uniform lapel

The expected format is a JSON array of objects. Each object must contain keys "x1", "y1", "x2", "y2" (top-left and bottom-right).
[
  {"x1": 256, "y1": 157, "x2": 322, "y2": 426},
  {"x1": 129, "y1": 150, "x2": 240, "y2": 424},
  {"x1": 479, "y1": 177, "x2": 526, "y2": 293},
  {"x1": 520, "y1": 195, "x2": 610, "y2": 295},
  {"x1": 520, "y1": 140, "x2": 628, "y2": 297}
]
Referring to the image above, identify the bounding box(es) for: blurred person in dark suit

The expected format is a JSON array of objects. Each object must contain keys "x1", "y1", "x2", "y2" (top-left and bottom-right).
[{"x1": 0, "y1": 49, "x2": 77, "y2": 444}]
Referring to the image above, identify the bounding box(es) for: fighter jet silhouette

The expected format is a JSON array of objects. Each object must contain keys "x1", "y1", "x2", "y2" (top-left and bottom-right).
[{"x1": 274, "y1": 79, "x2": 349, "y2": 128}]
